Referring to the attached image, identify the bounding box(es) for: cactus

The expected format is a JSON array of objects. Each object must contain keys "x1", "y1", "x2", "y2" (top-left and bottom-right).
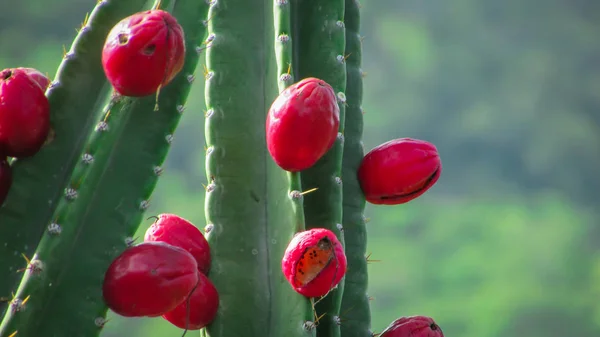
[
  {"x1": 0, "y1": 0, "x2": 445, "y2": 336},
  {"x1": 339, "y1": 0, "x2": 372, "y2": 336}
]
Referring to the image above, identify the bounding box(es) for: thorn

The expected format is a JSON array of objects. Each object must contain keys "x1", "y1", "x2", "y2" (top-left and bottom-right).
[
  {"x1": 203, "y1": 64, "x2": 210, "y2": 79},
  {"x1": 103, "y1": 109, "x2": 111, "y2": 123},
  {"x1": 16, "y1": 254, "x2": 32, "y2": 273},
  {"x1": 22, "y1": 295, "x2": 30, "y2": 306},
  {"x1": 343, "y1": 53, "x2": 352, "y2": 62},
  {"x1": 205, "y1": 12, "x2": 216, "y2": 24},
  {"x1": 366, "y1": 252, "x2": 381, "y2": 263},
  {"x1": 154, "y1": 84, "x2": 162, "y2": 111},
  {"x1": 77, "y1": 12, "x2": 90, "y2": 32},
  {"x1": 300, "y1": 187, "x2": 318, "y2": 196},
  {"x1": 361, "y1": 71, "x2": 368, "y2": 79},
  {"x1": 364, "y1": 217, "x2": 371, "y2": 224},
  {"x1": 8, "y1": 331, "x2": 17, "y2": 337},
  {"x1": 0, "y1": 297, "x2": 9, "y2": 302},
  {"x1": 153, "y1": 0, "x2": 163, "y2": 10},
  {"x1": 368, "y1": 296, "x2": 375, "y2": 302},
  {"x1": 62, "y1": 45, "x2": 68, "y2": 58},
  {"x1": 315, "y1": 312, "x2": 326, "y2": 326},
  {"x1": 286, "y1": 63, "x2": 292, "y2": 75}
]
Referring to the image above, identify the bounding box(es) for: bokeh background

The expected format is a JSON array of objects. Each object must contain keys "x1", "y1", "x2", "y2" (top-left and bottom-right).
[{"x1": 2, "y1": 0, "x2": 599, "y2": 336}]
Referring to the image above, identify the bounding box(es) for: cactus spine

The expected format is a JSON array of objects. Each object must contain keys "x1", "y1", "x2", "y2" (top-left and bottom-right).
[
  {"x1": 0, "y1": 0, "x2": 380, "y2": 337},
  {"x1": 339, "y1": 0, "x2": 372, "y2": 336}
]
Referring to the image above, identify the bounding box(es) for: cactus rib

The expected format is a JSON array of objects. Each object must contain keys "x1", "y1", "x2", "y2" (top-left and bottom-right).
[
  {"x1": 0, "y1": 0, "x2": 148, "y2": 314},
  {"x1": 292, "y1": 0, "x2": 348, "y2": 336},
  {"x1": 274, "y1": 0, "x2": 316, "y2": 333},
  {"x1": 202, "y1": 1, "x2": 314, "y2": 337},
  {"x1": 339, "y1": 1, "x2": 371, "y2": 336},
  {"x1": 0, "y1": 0, "x2": 209, "y2": 334}
]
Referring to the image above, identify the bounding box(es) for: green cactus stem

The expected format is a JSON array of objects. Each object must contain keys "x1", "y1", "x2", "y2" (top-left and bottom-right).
[
  {"x1": 339, "y1": 1, "x2": 371, "y2": 336},
  {"x1": 0, "y1": 0, "x2": 148, "y2": 313},
  {"x1": 202, "y1": 1, "x2": 316, "y2": 337},
  {"x1": 0, "y1": 0, "x2": 209, "y2": 335},
  {"x1": 291, "y1": 1, "x2": 348, "y2": 336},
  {"x1": 274, "y1": 0, "x2": 316, "y2": 332}
]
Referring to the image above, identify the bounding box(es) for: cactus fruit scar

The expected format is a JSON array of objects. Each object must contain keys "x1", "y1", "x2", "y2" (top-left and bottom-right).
[
  {"x1": 144, "y1": 213, "x2": 211, "y2": 275},
  {"x1": 0, "y1": 158, "x2": 11, "y2": 206},
  {"x1": 379, "y1": 316, "x2": 444, "y2": 337},
  {"x1": 282, "y1": 228, "x2": 347, "y2": 298},
  {"x1": 266, "y1": 77, "x2": 340, "y2": 172},
  {"x1": 102, "y1": 9, "x2": 185, "y2": 97},
  {"x1": 17, "y1": 68, "x2": 51, "y2": 92},
  {"x1": 0, "y1": 68, "x2": 50, "y2": 158},
  {"x1": 357, "y1": 138, "x2": 442, "y2": 205},
  {"x1": 102, "y1": 242, "x2": 199, "y2": 318},
  {"x1": 162, "y1": 271, "x2": 219, "y2": 330}
]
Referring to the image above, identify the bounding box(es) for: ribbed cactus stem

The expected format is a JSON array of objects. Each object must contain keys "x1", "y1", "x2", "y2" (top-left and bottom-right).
[
  {"x1": 0, "y1": 0, "x2": 209, "y2": 334},
  {"x1": 274, "y1": 0, "x2": 316, "y2": 332},
  {"x1": 292, "y1": 1, "x2": 347, "y2": 336},
  {"x1": 0, "y1": 0, "x2": 148, "y2": 313},
  {"x1": 339, "y1": 1, "x2": 371, "y2": 336},
  {"x1": 203, "y1": 1, "x2": 315, "y2": 337}
]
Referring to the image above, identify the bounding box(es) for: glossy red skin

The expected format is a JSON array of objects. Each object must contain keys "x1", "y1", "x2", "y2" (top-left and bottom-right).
[
  {"x1": 380, "y1": 316, "x2": 444, "y2": 337},
  {"x1": 102, "y1": 241, "x2": 199, "y2": 317},
  {"x1": 281, "y1": 228, "x2": 347, "y2": 298},
  {"x1": 0, "y1": 68, "x2": 50, "y2": 158},
  {"x1": 102, "y1": 9, "x2": 185, "y2": 97},
  {"x1": 18, "y1": 68, "x2": 51, "y2": 91},
  {"x1": 144, "y1": 213, "x2": 211, "y2": 275},
  {"x1": 162, "y1": 271, "x2": 219, "y2": 330},
  {"x1": 358, "y1": 138, "x2": 441, "y2": 205},
  {"x1": 0, "y1": 158, "x2": 12, "y2": 206},
  {"x1": 266, "y1": 77, "x2": 340, "y2": 172}
]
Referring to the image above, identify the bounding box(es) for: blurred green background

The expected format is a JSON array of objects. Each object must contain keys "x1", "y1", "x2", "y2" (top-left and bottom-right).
[{"x1": 2, "y1": 0, "x2": 599, "y2": 336}]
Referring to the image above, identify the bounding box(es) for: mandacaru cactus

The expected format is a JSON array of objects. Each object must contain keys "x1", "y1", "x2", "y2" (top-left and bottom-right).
[{"x1": 0, "y1": 0, "x2": 444, "y2": 337}]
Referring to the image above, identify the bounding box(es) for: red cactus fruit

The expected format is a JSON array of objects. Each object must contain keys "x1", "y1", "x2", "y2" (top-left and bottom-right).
[
  {"x1": 162, "y1": 271, "x2": 219, "y2": 330},
  {"x1": 0, "y1": 157, "x2": 12, "y2": 206},
  {"x1": 266, "y1": 77, "x2": 340, "y2": 172},
  {"x1": 358, "y1": 138, "x2": 441, "y2": 205},
  {"x1": 281, "y1": 228, "x2": 347, "y2": 298},
  {"x1": 18, "y1": 67, "x2": 51, "y2": 91},
  {"x1": 0, "y1": 68, "x2": 50, "y2": 158},
  {"x1": 102, "y1": 241, "x2": 199, "y2": 317},
  {"x1": 380, "y1": 316, "x2": 444, "y2": 337},
  {"x1": 101, "y1": 9, "x2": 185, "y2": 97},
  {"x1": 144, "y1": 213, "x2": 211, "y2": 275}
]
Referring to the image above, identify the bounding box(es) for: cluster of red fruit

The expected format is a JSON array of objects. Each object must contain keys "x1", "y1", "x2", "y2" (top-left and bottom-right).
[
  {"x1": 266, "y1": 77, "x2": 442, "y2": 205},
  {"x1": 0, "y1": 67, "x2": 52, "y2": 204},
  {"x1": 0, "y1": 9, "x2": 186, "y2": 207},
  {"x1": 103, "y1": 214, "x2": 218, "y2": 330}
]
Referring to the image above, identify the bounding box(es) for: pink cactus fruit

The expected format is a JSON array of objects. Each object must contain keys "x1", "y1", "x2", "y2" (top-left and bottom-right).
[
  {"x1": 379, "y1": 315, "x2": 444, "y2": 337},
  {"x1": 281, "y1": 228, "x2": 347, "y2": 298}
]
